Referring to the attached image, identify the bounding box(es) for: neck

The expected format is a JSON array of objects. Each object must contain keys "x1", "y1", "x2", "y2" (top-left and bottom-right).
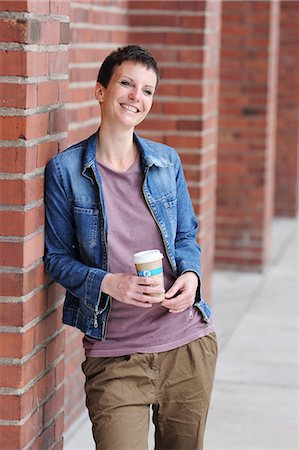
[{"x1": 96, "y1": 122, "x2": 137, "y2": 171}]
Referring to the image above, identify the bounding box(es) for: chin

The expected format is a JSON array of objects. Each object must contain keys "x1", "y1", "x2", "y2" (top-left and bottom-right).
[{"x1": 120, "y1": 117, "x2": 142, "y2": 128}]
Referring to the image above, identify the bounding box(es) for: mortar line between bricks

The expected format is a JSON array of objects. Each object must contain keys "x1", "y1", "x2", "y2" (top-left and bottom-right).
[
  {"x1": 0, "y1": 11, "x2": 69, "y2": 22},
  {"x1": 70, "y1": 22, "x2": 205, "y2": 34},
  {"x1": 0, "y1": 131, "x2": 67, "y2": 147},
  {"x1": 70, "y1": 23, "x2": 129, "y2": 31},
  {"x1": 0, "y1": 326, "x2": 64, "y2": 366},
  {"x1": 135, "y1": 128, "x2": 217, "y2": 137},
  {"x1": 68, "y1": 99, "x2": 97, "y2": 109},
  {"x1": 69, "y1": 42, "x2": 213, "y2": 51},
  {"x1": 69, "y1": 41, "x2": 123, "y2": 50},
  {"x1": 0, "y1": 256, "x2": 44, "y2": 273},
  {"x1": 0, "y1": 102, "x2": 67, "y2": 116},
  {"x1": 0, "y1": 381, "x2": 64, "y2": 426},
  {"x1": 158, "y1": 77, "x2": 217, "y2": 85},
  {"x1": 0, "y1": 166, "x2": 44, "y2": 180},
  {"x1": 0, "y1": 42, "x2": 68, "y2": 52},
  {"x1": 0, "y1": 74, "x2": 68, "y2": 83},
  {"x1": 179, "y1": 144, "x2": 216, "y2": 154},
  {"x1": 70, "y1": 1, "x2": 127, "y2": 14},
  {"x1": 153, "y1": 62, "x2": 206, "y2": 68},
  {"x1": 129, "y1": 26, "x2": 213, "y2": 34},
  {"x1": 0, "y1": 199, "x2": 44, "y2": 212},
  {"x1": 150, "y1": 96, "x2": 218, "y2": 104},
  {"x1": 143, "y1": 43, "x2": 212, "y2": 50},
  {"x1": 149, "y1": 112, "x2": 218, "y2": 121},
  {"x1": 0, "y1": 226, "x2": 44, "y2": 243},
  {"x1": 188, "y1": 177, "x2": 215, "y2": 188},
  {"x1": 71, "y1": 2, "x2": 210, "y2": 16},
  {"x1": 0, "y1": 352, "x2": 64, "y2": 395},
  {"x1": 49, "y1": 437, "x2": 64, "y2": 450},
  {"x1": 0, "y1": 296, "x2": 64, "y2": 338},
  {"x1": 69, "y1": 61, "x2": 207, "y2": 70},
  {"x1": 68, "y1": 116, "x2": 102, "y2": 130},
  {"x1": 23, "y1": 408, "x2": 65, "y2": 450},
  {"x1": 184, "y1": 160, "x2": 217, "y2": 171},
  {"x1": 127, "y1": 9, "x2": 210, "y2": 17},
  {"x1": 0, "y1": 284, "x2": 47, "y2": 304}
]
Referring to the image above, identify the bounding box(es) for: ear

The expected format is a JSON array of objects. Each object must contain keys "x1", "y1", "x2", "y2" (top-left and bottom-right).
[{"x1": 95, "y1": 82, "x2": 105, "y2": 103}]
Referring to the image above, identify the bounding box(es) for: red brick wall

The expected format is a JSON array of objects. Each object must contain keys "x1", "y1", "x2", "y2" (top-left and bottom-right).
[
  {"x1": 215, "y1": 1, "x2": 280, "y2": 270},
  {"x1": 0, "y1": 2, "x2": 69, "y2": 449},
  {"x1": 0, "y1": 0, "x2": 230, "y2": 445},
  {"x1": 274, "y1": 1, "x2": 299, "y2": 217}
]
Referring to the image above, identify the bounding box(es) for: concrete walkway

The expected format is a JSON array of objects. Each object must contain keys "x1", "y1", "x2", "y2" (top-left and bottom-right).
[{"x1": 64, "y1": 218, "x2": 298, "y2": 450}]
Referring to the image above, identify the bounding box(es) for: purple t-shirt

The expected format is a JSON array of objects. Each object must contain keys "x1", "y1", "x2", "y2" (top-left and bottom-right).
[{"x1": 83, "y1": 154, "x2": 214, "y2": 356}]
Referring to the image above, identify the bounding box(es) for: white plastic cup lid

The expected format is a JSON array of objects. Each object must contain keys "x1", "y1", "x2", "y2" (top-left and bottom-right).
[{"x1": 133, "y1": 249, "x2": 164, "y2": 264}]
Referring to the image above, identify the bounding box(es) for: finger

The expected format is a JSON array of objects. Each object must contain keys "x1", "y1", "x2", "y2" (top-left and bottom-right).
[
  {"x1": 162, "y1": 294, "x2": 194, "y2": 310},
  {"x1": 162, "y1": 296, "x2": 190, "y2": 312},
  {"x1": 163, "y1": 291, "x2": 186, "y2": 305},
  {"x1": 141, "y1": 285, "x2": 165, "y2": 295},
  {"x1": 136, "y1": 277, "x2": 161, "y2": 286},
  {"x1": 165, "y1": 280, "x2": 184, "y2": 298},
  {"x1": 137, "y1": 276, "x2": 161, "y2": 286},
  {"x1": 166, "y1": 298, "x2": 193, "y2": 312}
]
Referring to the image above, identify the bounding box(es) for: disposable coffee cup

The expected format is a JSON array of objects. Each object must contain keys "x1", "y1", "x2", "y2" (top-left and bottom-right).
[{"x1": 133, "y1": 249, "x2": 164, "y2": 300}]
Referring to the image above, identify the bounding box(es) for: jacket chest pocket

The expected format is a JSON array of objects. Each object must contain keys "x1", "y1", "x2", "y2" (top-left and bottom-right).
[{"x1": 73, "y1": 206, "x2": 99, "y2": 247}]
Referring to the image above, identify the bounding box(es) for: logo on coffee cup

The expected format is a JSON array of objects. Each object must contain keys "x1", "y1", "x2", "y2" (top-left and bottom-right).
[
  {"x1": 142, "y1": 270, "x2": 152, "y2": 277},
  {"x1": 137, "y1": 267, "x2": 163, "y2": 277}
]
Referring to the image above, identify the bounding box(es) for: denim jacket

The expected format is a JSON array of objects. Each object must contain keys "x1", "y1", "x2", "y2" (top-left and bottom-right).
[{"x1": 44, "y1": 130, "x2": 211, "y2": 339}]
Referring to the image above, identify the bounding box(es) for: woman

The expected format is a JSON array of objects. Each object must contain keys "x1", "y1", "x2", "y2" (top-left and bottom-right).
[{"x1": 45, "y1": 45, "x2": 217, "y2": 450}]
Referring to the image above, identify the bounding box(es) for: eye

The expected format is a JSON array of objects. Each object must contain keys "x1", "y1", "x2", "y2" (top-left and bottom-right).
[
  {"x1": 120, "y1": 80, "x2": 131, "y2": 87},
  {"x1": 143, "y1": 89, "x2": 153, "y2": 96}
]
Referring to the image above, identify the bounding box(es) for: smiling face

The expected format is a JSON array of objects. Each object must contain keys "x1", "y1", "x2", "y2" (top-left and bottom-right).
[{"x1": 95, "y1": 61, "x2": 157, "y2": 131}]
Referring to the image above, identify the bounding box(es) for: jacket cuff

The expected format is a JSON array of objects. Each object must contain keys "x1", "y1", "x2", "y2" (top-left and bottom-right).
[{"x1": 84, "y1": 268, "x2": 108, "y2": 311}]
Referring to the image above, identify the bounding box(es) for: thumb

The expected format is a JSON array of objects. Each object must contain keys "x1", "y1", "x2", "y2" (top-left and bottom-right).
[{"x1": 165, "y1": 278, "x2": 183, "y2": 298}]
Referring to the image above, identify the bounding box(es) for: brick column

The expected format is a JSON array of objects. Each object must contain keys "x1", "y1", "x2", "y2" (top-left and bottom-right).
[
  {"x1": 274, "y1": 1, "x2": 299, "y2": 217},
  {"x1": 0, "y1": 1, "x2": 69, "y2": 449},
  {"x1": 128, "y1": 0, "x2": 222, "y2": 298},
  {"x1": 215, "y1": 1, "x2": 280, "y2": 270}
]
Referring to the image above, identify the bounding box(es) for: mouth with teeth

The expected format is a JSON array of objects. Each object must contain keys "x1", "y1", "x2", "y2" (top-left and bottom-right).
[{"x1": 120, "y1": 103, "x2": 140, "y2": 113}]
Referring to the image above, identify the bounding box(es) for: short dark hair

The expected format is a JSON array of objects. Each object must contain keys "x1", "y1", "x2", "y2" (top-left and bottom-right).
[{"x1": 97, "y1": 44, "x2": 160, "y2": 88}]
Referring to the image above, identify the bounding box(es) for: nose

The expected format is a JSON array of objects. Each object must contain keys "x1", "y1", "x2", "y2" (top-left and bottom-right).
[{"x1": 129, "y1": 86, "x2": 141, "y2": 101}]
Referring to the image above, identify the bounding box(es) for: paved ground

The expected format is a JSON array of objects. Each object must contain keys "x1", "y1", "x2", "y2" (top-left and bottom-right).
[{"x1": 64, "y1": 218, "x2": 298, "y2": 450}]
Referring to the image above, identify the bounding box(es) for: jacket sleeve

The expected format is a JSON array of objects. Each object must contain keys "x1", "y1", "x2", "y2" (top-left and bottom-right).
[
  {"x1": 44, "y1": 157, "x2": 107, "y2": 309},
  {"x1": 174, "y1": 153, "x2": 203, "y2": 302}
]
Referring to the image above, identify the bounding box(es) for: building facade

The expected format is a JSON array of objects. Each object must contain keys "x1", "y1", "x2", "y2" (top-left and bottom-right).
[{"x1": 0, "y1": 1, "x2": 298, "y2": 448}]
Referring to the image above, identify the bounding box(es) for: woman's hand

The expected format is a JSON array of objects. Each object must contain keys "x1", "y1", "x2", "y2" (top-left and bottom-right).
[
  {"x1": 101, "y1": 273, "x2": 165, "y2": 308},
  {"x1": 162, "y1": 272, "x2": 198, "y2": 313}
]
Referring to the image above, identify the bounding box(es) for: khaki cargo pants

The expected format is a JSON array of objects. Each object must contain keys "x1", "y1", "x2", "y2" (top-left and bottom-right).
[{"x1": 82, "y1": 332, "x2": 217, "y2": 450}]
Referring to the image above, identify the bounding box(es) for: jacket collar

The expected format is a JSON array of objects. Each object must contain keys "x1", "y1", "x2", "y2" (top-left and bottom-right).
[
  {"x1": 82, "y1": 129, "x2": 172, "y2": 173},
  {"x1": 134, "y1": 133, "x2": 172, "y2": 168},
  {"x1": 82, "y1": 131, "x2": 98, "y2": 173}
]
